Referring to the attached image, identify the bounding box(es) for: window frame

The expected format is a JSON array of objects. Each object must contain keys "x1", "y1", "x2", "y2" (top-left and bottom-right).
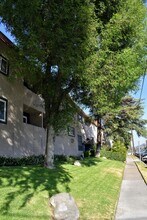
[
  {"x1": 0, "y1": 55, "x2": 9, "y2": 76},
  {"x1": 77, "y1": 114, "x2": 83, "y2": 122},
  {"x1": 23, "y1": 112, "x2": 30, "y2": 124},
  {"x1": 0, "y1": 97, "x2": 8, "y2": 124},
  {"x1": 77, "y1": 135, "x2": 83, "y2": 151},
  {"x1": 23, "y1": 115, "x2": 28, "y2": 124},
  {"x1": 68, "y1": 126, "x2": 75, "y2": 137}
]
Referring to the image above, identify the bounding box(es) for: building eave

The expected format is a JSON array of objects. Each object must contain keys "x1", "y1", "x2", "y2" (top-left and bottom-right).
[{"x1": 0, "y1": 31, "x2": 14, "y2": 47}]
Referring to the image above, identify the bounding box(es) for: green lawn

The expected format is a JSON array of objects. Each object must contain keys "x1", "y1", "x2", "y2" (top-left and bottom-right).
[
  {"x1": 0, "y1": 158, "x2": 125, "y2": 220},
  {"x1": 135, "y1": 161, "x2": 147, "y2": 184},
  {"x1": 131, "y1": 155, "x2": 147, "y2": 184}
]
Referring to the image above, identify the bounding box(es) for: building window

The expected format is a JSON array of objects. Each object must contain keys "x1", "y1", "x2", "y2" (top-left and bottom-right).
[
  {"x1": 68, "y1": 126, "x2": 75, "y2": 137},
  {"x1": 23, "y1": 112, "x2": 30, "y2": 124},
  {"x1": 23, "y1": 116, "x2": 28, "y2": 123},
  {"x1": 0, "y1": 97, "x2": 7, "y2": 124},
  {"x1": 77, "y1": 114, "x2": 83, "y2": 122},
  {"x1": 78, "y1": 135, "x2": 83, "y2": 151},
  {"x1": 0, "y1": 55, "x2": 9, "y2": 75}
]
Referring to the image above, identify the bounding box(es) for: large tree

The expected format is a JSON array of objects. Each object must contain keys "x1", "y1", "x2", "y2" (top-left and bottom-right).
[
  {"x1": 104, "y1": 96, "x2": 147, "y2": 147},
  {"x1": 75, "y1": 0, "x2": 147, "y2": 115},
  {"x1": 0, "y1": 0, "x2": 98, "y2": 167}
]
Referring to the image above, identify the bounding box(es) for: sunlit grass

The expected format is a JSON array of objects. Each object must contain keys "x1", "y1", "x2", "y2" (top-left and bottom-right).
[
  {"x1": 0, "y1": 158, "x2": 124, "y2": 220},
  {"x1": 135, "y1": 160, "x2": 147, "y2": 184}
]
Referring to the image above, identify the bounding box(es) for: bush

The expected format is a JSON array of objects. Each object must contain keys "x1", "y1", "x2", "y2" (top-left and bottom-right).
[
  {"x1": 111, "y1": 141, "x2": 127, "y2": 154},
  {"x1": 91, "y1": 145, "x2": 97, "y2": 157},
  {"x1": 0, "y1": 155, "x2": 45, "y2": 166},
  {"x1": 84, "y1": 150, "x2": 91, "y2": 157},
  {"x1": 101, "y1": 141, "x2": 127, "y2": 162},
  {"x1": 54, "y1": 155, "x2": 77, "y2": 164}
]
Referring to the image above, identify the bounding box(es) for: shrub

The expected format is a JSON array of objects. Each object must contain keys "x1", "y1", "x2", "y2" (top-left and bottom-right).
[
  {"x1": 90, "y1": 145, "x2": 97, "y2": 157},
  {"x1": 0, "y1": 155, "x2": 45, "y2": 166},
  {"x1": 101, "y1": 141, "x2": 127, "y2": 162},
  {"x1": 111, "y1": 141, "x2": 127, "y2": 154},
  {"x1": 84, "y1": 150, "x2": 91, "y2": 157},
  {"x1": 54, "y1": 155, "x2": 77, "y2": 164}
]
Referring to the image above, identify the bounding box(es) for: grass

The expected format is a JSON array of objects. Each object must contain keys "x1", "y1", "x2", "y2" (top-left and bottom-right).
[
  {"x1": 0, "y1": 157, "x2": 125, "y2": 220},
  {"x1": 134, "y1": 160, "x2": 147, "y2": 184},
  {"x1": 131, "y1": 155, "x2": 147, "y2": 184}
]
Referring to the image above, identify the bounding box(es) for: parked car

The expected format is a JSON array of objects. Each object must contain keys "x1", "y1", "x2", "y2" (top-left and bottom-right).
[
  {"x1": 141, "y1": 151, "x2": 147, "y2": 162},
  {"x1": 135, "y1": 149, "x2": 147, "y2": 158},
  {"x1": 134, "y1": 151, "x2": 140, "y2": 157}
]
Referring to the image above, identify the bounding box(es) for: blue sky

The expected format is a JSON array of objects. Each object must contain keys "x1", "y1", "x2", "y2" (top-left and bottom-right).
[{"x1": 0, "y1": 20, "x2": 147, "y2": 146}]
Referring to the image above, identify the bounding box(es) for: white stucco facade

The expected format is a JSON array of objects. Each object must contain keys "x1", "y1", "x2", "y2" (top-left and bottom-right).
[
  {"x1": 54, "y1": 121, "x2": 98, "y2": 156},
  {"x1": 0, "y1": 32, "x2": 46, "y2": 157}
]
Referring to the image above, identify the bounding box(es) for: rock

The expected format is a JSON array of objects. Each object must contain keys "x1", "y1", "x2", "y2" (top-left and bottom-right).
[
  {"x1": 74, "y1": 160, "x2": 81, "y2": 166},
  {"x1": 102, "y1": 157, "x2": 107, "y2": 159},
  {"x1": 95, "y1": 152, "x2": 100, "y2": 158},
  {"x1": 50, "y1": 192, "x2": 80, "y2": 220}
]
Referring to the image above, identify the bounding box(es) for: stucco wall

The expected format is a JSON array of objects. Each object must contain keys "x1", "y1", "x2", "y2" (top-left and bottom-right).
[
  {"x1": 54, "y1": 121, "x2": 97, "y2": 156},
  {"x1": 0, "y1": 38, "x2": 46, "y2": 157},
  {"x1": 0, "y1": 73, "x2": 46, "y2": 157},
  {"x1": 54, "y1": 128, "x2": 83, "y2": 156}
]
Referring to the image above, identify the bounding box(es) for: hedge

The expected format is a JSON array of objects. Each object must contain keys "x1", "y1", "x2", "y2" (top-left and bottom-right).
[
  {"x1": 100, "y1": 149, "x2": 126, "y2": 162},
  {"x1": 0, "y1": 155, "x2": 45, "y2": 166}
]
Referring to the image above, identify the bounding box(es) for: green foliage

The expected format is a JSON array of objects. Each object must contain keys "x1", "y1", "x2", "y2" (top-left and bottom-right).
[
  {"x1": 0, "y1": 155, "x2": 45, "y2": 166},
  {"x1": 104, "y1": 96, "x2": 147, "y2": 146},
  {"x1": 101, "y1": 141, "x2": 127, "y2": 162},
  {"x1": 83, "y1": 144, "x2": 97, "y2": 157},
  {"x1": 101, "y1": 149, "x2": 126, "y2": 162},
  {"x1": 0, "y1": 0, "x2": 98, "y2": 131},
  {"x1": 79, "y1": 0, "x2": 147, "y2": 115},
  {"x1": 0, "y1": 0, "x2": 98, "y2": 166},
  {"x1": 91, "y1": 144, "x2": 97, "y2": 156},
  {"x1": 111, "y1": 140, "x2": 127, "y2": 154},
  {"x1": 84, "y1": 150, "x2": 91, "y2": 157},
  {"x1": 54, "y1": 155, "x2": 77, "y2": 164}
]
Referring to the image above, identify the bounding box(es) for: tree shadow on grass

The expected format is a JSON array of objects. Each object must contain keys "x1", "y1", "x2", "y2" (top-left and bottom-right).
[
  {"x1": 81, "y1": 157, "x2": 102, "y2": 167},
  {"x1": 0, "y1": 163, "x2": 72, "y2": 216}
]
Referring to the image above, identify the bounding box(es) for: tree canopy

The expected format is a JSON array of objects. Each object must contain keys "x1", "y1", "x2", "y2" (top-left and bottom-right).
[
  {"x1": 104, "y1": 96, "x2": 147, "y2": 147},
  {"x1": 75, "y1": 0, "x2": 147, "y2": 115},
  {"x1": 0, "y1": 0, "x2": 98, "y2": 167}
]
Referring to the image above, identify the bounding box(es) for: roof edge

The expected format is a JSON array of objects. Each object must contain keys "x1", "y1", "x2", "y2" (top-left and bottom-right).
[{"x1": 0, "y1": 31, "x2": 14, "y2": 47}]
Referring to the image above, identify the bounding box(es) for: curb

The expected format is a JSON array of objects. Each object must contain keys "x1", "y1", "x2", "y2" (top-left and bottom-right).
[{"x1": 132, "y1": 156, "x2": 147, "y2": 185}]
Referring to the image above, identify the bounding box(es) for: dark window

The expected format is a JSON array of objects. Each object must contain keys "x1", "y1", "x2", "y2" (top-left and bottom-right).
[
  {"x1": 0, "y1": 55, "x2": 9, "y2": 75},
  {"x1": 68, "y1": 126, "x2": 75, "y2": 137},
  {"x1": 0, "y1": 97, "x2": 7, "y2": 124},
  {"x1": 78, "y1": 135, "x2": 83, "y2": 151}
]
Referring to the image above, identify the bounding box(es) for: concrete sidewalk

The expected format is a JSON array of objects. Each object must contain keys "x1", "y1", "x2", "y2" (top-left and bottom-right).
[{"x1": 115, "y1": 156, "x2": 147, "y2": 220}]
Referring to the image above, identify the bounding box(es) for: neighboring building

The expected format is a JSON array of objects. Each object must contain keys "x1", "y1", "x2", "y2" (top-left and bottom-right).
[{"x1": 0, "y1": 31, "x2": 97, "y2": 158}]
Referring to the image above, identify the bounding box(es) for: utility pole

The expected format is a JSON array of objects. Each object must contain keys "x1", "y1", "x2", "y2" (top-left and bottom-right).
[
  {"x1": 138, "y1": 140, "x2": 141, "y2": 162},
  {"x1": 131, "y1": 129, "x2": 135, "y2": 155}
]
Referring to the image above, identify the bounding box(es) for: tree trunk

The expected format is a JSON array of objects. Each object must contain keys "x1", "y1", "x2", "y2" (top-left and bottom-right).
[
  {"x1": 45, "y1": 125, "x2": 55, "y2": 168},
  {"x1": 96, "y1": 118, "x2": 102, "y2": 157}
]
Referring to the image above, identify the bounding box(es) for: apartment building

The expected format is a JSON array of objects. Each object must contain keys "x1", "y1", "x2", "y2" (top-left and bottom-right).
[
  {"x1": 0, "y1": 31, "x2": 97, "y2": 158},
  {"x1": 0, "y1": 31, "x2": 46, "y2": 157}
]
